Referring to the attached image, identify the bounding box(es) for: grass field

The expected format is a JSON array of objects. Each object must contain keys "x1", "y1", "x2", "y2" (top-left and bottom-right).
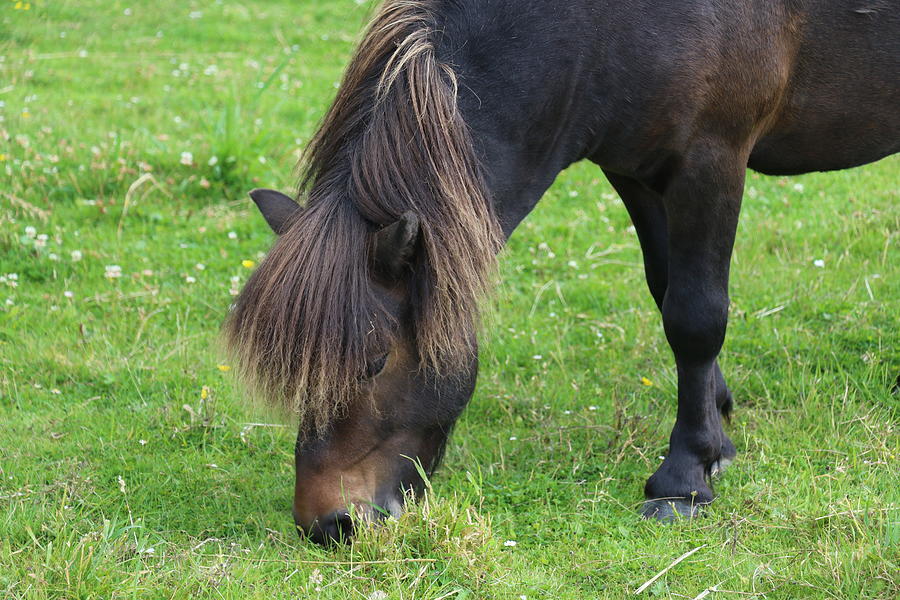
[{"x1": 1, "y1": 1, "x2": 898, "y2": 598}]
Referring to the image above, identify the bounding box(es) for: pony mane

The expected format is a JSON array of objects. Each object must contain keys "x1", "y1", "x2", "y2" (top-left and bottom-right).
[{"x1": 224, "y1": 0, "x2": 502, "y2": 436}]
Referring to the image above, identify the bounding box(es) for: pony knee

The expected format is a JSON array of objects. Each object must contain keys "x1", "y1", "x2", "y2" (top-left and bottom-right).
[{"x1": 661, "y1": 289, "x2": 729, "y2": 363}]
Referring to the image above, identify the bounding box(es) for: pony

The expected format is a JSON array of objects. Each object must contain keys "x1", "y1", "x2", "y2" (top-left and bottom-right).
[{"x1": 224, "y1": 0, "x2": 899, "y2": 544}]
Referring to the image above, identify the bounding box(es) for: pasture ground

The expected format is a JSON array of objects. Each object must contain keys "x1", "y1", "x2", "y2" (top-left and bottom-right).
[{"x1": 1, "y1": 1, "x2": 898, "y2": 598}]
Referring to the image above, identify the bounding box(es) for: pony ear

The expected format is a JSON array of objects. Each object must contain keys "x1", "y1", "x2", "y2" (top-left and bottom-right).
[
  {"x1": 249, "y1": 188, "x2": 302, "y2": 235},
  {"x1": 373, "y1": 212, "x2": 420, "y2": 281}
]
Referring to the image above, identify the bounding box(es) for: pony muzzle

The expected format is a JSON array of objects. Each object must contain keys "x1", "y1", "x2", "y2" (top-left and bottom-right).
[
  {"x1": 297, "y1": 509, "x2": 356, "y2": 545},
  {"x1": 293, "y1": 495, "x2": 405, "y2": 545}
]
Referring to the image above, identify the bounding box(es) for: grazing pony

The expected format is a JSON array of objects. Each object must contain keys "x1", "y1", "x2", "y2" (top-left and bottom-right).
[{"x1": 225, "y1": 0, "x2": 899, "y2": 544}]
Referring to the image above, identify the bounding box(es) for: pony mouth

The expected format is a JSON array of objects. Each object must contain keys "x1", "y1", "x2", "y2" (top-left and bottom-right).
[{"x1": 298, "y1": 495, "x2": 408, "y2": 545}]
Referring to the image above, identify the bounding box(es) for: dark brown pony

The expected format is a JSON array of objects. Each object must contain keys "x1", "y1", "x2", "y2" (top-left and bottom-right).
[{"x1": 225, "y1": 0, "x2": 899, "y2": 544}]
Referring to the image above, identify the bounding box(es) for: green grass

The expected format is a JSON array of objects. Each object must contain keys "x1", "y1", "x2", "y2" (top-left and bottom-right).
[{"x1": 1, "y1": 1, "x2": 898, "y2": 598}]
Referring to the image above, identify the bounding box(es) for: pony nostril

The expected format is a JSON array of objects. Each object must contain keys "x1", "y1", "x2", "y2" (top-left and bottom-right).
[{"x1": 306, "y1": 510, "x2": 354, "y2": 546}]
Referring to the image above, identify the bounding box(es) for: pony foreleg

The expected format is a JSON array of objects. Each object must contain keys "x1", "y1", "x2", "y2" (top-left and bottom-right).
[
  {"x1": 604, "y1": 170, "x2": 737, "y2": 423},
  {"x1": 639, "y1": 149, "x2": 744, "y2": 521}
]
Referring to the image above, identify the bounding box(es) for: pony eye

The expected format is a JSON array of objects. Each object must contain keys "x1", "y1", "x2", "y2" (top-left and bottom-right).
[{"x1": 365, "y1": 354, "x2": 388, "y2": 379}]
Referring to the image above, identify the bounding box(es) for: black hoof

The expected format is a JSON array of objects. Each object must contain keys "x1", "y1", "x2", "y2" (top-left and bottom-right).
[
  {"x1": 709, "y1": 455, "x2": 734, "y2": 477},
  {"x1": 640, "y1": 499, "x2": 704, "y2": 522},
  {"x1": 711, "y1": 435, "x2": 737, "y2": 477}
]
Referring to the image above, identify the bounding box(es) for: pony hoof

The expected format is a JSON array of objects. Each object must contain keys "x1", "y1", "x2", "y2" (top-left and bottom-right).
[
  {"x1": 709, "y1": 455, "x2": 733, "y2": 477},
  {"x1": 640, "y1": 499, "x2": 703, "y2": 522}
]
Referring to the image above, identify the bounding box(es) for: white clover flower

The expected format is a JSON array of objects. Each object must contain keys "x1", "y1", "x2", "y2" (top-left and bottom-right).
[
  {"x1": 185, "y1": 276, "x2": 196, "y2": 284},
  {"x1": 24, "y1": 226, "x2": 36, "y2": 238},
  {"x1": 195, "y1": 263, "x2": 205, "y2": 270},
  {"x1": 227, "y1": 231, "x2": 237, "y2": 239},
  {"x1": 104, "y1": 265, "x2": 122, "y2": 279},
  {"x1": 64, "y1": 291, "x2": 74, "y2": 298},
  {"x1": 180, "y1": 151, "x2": 193, "y2": 166},
  {"x1": 70, "y1": 250, "x2": 83, "y2": 261},
  {"x1": 813, "y1": 259, "x2": 825, "y2": 268},
  {"x1": 503, "y1": 540, "x2": 517, "y2": 547}
]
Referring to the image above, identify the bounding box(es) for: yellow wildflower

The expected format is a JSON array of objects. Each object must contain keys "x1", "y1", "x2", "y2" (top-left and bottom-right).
[
  {"x1": 200, "y1": 386, "x2": 209, "y2": 400},
  {"x1": 641, "y1": 377, "x2": 653, "y2": 387},
  {"x1": 216, "y1": 364, "x2": 231, "y2": 372},
  {"x1": 241, "y1": 259, "x2": 255, "y2": 268}
]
